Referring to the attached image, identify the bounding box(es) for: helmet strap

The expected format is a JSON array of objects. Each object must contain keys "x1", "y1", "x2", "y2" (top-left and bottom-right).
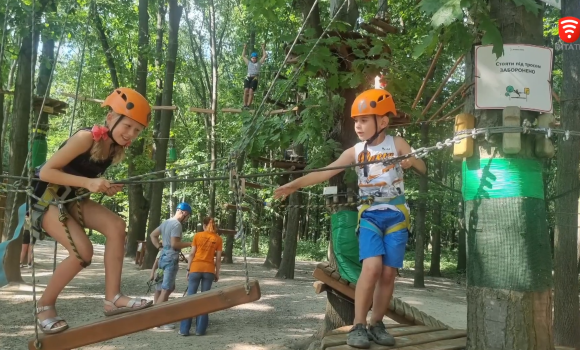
[
  {"x1": 362, "y1": 116, "x2": 386, "y2": 177},
  {"x1": 107, "y1": 115, "x2": 124, "y2": 146}
]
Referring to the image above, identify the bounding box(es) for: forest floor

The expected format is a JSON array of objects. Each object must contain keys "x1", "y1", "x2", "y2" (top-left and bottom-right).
[{"x1": 0, "y1": 240, "x2": 467, "y2": 350}]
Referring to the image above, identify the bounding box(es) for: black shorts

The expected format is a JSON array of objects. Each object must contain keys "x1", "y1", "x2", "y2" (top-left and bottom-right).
[
  {"x1": 244, "y1": 76, "x2": 258, "y2": 91},
  {"x1": 23, "y1": 230, "x2": 36, "y2": 245}
]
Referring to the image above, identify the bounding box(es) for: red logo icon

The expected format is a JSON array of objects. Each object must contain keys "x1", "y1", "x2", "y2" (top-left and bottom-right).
[{"x1": 559, "y1": 17, "x2": 580, "y2": 43}]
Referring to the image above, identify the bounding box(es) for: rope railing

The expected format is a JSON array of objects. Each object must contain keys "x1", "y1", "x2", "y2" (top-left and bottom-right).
[{"x1": 5, "y1": 125, "x2": 580, "y2": 205}]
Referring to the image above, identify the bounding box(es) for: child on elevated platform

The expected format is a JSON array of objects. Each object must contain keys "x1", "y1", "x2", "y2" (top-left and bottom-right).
[
  {"x1": 274, "y1": 89, "x2": 426, "y2": 349},
  {"x1": 29, "y1": 88, "x2": 153, "y2": 334},
  {"x1": 241, "y1": 43, "x2": 267, "y2": 109}
]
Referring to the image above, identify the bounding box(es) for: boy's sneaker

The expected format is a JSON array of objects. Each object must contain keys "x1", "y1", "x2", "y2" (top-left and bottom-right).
[
  {"x1": 159, "y1": 324, "x2": 175, "y2": 330},
  {"x1": 368, "y1": 321, "x2": 395, "y2": 346},
  {"x1": 346, "y1": 324, "x2": 370, "y2": 349}
]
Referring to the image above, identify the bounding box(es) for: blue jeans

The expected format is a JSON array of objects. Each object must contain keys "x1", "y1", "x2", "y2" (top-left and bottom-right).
[{"x1": 179, "y1": 272, "x2": 214, "y2": 335}]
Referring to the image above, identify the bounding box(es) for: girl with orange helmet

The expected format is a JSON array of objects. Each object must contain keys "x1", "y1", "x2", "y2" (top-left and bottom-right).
[
  {"x1": 274, "y1": 89, "x2": 426, "y2": 348},
  {"x1": 28, "y1": 88, "x2": 153, "y2": 334}
]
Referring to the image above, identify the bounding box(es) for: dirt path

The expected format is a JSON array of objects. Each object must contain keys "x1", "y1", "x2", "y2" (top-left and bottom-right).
[{"x1": 0, "y1": 240, "x2": 466, "y2": 350}]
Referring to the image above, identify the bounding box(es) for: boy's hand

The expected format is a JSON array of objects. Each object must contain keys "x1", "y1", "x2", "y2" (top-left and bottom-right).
[
  {"x1": 400, "y1": 158, "x2": 414, "y2": 170},
  {"x1": 273, "y1": 183, "x2": 297, "y2": 200}
]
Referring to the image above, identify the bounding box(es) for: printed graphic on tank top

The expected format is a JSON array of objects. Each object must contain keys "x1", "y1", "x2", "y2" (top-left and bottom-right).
[{"x1": 354, "y1": 135, "x2": 405, "y2": 212}]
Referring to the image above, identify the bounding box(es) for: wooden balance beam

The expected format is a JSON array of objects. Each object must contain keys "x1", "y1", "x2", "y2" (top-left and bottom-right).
[{"x1": 29, "y1": 280, "x2": 261, "y2": 350}]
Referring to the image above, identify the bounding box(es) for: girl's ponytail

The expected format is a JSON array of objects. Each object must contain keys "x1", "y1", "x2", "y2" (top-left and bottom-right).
[{"x1": 203, "y1": 217, "x2": 217, "y2": 233}]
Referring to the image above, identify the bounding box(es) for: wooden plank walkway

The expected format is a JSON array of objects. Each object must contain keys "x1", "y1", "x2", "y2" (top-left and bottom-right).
[{"x1": 321, "y1": 325, "x2": 466, "y2": 350}]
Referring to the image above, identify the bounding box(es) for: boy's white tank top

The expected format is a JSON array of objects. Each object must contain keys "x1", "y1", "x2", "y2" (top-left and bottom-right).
[{"x1": 354, "y1": 135, "x2": 405, "y2": 212}]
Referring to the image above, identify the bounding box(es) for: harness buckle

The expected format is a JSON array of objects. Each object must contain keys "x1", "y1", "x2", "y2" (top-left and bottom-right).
[{"x1": 361, "y1": 196, "x2": 375, "y2": 206}]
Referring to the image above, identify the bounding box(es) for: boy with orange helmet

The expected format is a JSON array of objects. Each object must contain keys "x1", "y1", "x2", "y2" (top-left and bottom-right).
[
  {"x1": 29, "y1": 88, "x2": 153, "y2": 334},
  {"x1": 274, "y1": 89, "x2": 425, "y2": 348}
]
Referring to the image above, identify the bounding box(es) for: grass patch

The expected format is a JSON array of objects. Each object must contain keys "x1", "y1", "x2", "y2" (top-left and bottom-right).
[{"x1": 402, "y1": 248, "x2": 463, "y2": 278}]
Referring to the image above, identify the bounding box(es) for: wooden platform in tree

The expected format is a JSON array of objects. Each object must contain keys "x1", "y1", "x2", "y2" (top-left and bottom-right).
[
  {"x1": 1, "y1": 91, "x2": 69, "y2": 115},
  {"x1": 321, "y1": 325, "x2": 466, "y2": 350},
  {"x1": 217, "y1": 228, "x2": 237, "y2": 235},
  {"x1": 29, "y1": 280, "x2": 261, "y2": 350},
  {"x1": 245, "y1": 181, "x2": 267, "y2": 189},
  {"x1": 313, "y1": 262, "x2": 449, "y2": 329},
  {"x1": 255, "y1": 157, "x2": 307, "y2": 170},
  {"x1": 33, "y1": 96, "x2": 68, "y2": 115}
]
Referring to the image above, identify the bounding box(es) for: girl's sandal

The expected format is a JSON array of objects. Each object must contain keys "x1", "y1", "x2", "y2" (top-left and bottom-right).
[
  {"x1": 103, "y1": 293, "x2": 153, "y2": 316},
  {"x1": 35, "y1": 305, "x2": 69, "y2": 334}
]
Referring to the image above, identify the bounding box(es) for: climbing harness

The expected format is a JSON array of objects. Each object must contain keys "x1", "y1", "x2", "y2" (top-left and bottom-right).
[{"x1": 31, "y1": 184, "x2": 91, "y2": 267}]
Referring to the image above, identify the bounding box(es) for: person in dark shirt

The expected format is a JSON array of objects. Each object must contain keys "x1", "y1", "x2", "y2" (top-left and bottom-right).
[{"x1": 29, "y1": 88, "x2": 153, "y2": 334}]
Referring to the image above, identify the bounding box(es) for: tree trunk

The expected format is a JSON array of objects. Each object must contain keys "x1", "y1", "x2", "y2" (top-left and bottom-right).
[
  {"x1": 1, "y1": 57, "x2": 18, "y2": 149},
  {"x1": 251, "y1": 199, "x2": 261, "y2": 254},
  {"x1": 153, "y1": 1, "x2": 166, "y2": 140},
  {"x1": 93, "y1": 5, "x2": 120, "y2": 88},
  {"x1": 35, "y1": 17, "x2": 55, "y2": 132},
  {"x1": 464, "y1": 2, "x2": 553, "y2": 348},
  {"x1": 208, "y1": 0, "x2": 218, "y2": 217},
  {"x1": 553, "y1": 0, "x2": 580, "y2": 347},
  {"x1": 2, "y1": 27, "x2": 39, "y2": 283},
  {"x1": 264, "y1": 174, "x2": 288, "y2": 269},
  {"x1": 126, "y1": 0, "x2": 150, "y2": 258},
  {"x1": 413, "y1": 123, "x2": 428, "y2": 288},
  {"x1": 276, "y1": 157, "x2": 303, "y2": 279},
  {"x1": 428, "y1": 159, "x2": 442, "y2": 277},
  {"x1": 222, "y1": 154, "x2": 244, "y2": 264},
  {"x1": 222, "y1": 211, "x2": 235, "y2": 264},
  {"x1": 295, "y1": 0, "x2": 323, "y2": 38},
  {"x1": 143, "y1": 0, "x2": 182, "y2": 269}
]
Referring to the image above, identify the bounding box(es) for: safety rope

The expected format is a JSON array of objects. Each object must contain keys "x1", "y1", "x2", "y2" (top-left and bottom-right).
[{"x1": 3, "y1": 125, "x2": 580, "y2": 202}]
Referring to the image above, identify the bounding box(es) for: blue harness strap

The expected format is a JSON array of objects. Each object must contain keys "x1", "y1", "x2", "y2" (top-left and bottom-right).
[
  {"x1": 356, "y1": 195, "x2": 410, "y2": 237},
  {"x1": 0, "y1": 203, "x2": 28, "y2": 287}
]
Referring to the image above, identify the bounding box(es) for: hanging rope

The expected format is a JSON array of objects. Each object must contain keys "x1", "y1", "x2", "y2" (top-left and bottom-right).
[{"x1": 231, "y1": 169, "x2": 251, "y2": 294}]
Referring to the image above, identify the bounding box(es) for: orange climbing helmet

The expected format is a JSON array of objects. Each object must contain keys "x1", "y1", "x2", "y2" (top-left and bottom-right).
[
  {"x1": 101, "y1": 88, "x2": 152, "y2": 127},
  {"x1": 351, "y1": 89, "x2": 397, "y2": 119}
]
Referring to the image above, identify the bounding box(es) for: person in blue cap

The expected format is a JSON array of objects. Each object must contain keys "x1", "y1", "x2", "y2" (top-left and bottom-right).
[
  {"x1": 241, "y1": 43, "x2": 267, "y2": 109},
  {"x1": 150, "y1": 202, "x2": 192, "y2": 330}
]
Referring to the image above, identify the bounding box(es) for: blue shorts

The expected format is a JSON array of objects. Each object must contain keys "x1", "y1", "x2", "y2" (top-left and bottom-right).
[
  {"x1": 157, "y1": 253, "x2": 179, "y2": 291},
  {"x1": 358, "y1": 209, "x2": 408, "y2": 268}
]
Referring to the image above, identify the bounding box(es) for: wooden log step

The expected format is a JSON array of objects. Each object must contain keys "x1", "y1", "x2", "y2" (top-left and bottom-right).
[
  {"x1": 313, "y1": 281, "x2": 329, "y2": 294},
  {"x1": 326, "y1": 324, "x2": 410, "y2": 336},
  {"x1": 322, "y1": 325, "x2": 449, "y2": 349},
  {"x1": 312, "y1": 267, "x2": 410, "y2": 325},
  {"x1": 324, "y1": 328, "x2": 467, "y2": 350},
  {"x1": 29, "y1": 280, "x2": 261, "y2": 350}
]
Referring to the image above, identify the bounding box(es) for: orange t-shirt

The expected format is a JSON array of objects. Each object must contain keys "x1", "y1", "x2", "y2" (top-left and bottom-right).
[{"x1": 189, "y1": 231, "x2": 223, "y2": 274}]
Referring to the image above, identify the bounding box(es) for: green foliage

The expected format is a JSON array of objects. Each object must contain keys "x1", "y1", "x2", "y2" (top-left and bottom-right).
[{"x1": 479, "y1": 16, "x2": 504, "y2": 57}]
